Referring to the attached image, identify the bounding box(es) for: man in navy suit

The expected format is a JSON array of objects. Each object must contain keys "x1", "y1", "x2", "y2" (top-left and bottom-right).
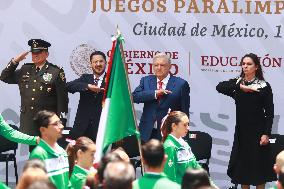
[
  {"x1": 66, "y1": 51, "x2": 106, "y2": 142},
  {"x1": 132, "y1": 53, "x2": 190, "y2": 142}
]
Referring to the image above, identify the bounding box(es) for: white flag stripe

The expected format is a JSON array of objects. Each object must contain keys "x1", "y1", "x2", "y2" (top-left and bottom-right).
[{"x1": 95, "y1": 98, "x2": 110, "y2": 162}]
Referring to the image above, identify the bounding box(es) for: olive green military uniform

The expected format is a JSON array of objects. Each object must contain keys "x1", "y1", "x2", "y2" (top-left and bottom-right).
[{"x1": 0, "y1": 61, "x2": 68, "y2": 136}]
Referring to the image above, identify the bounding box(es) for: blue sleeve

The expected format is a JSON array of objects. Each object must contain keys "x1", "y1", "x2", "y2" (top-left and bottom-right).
[
  {"x1": 132, "y1": 77, "x2": 156, "y2": 103},
  {"x1": 180, "y1": 81, "x2": 190, "y2": 116}
]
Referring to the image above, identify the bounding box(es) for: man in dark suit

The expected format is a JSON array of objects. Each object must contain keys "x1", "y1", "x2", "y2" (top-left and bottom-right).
[
  {"x1": 0, "y1": 39, "x2": 68, "y2": 151},
  {"x1": 66, "y1": 51, "x2": 106, "y2": 142},
  {"x1": 132, "y1": 53, "x2": 190, "y2": 142}
]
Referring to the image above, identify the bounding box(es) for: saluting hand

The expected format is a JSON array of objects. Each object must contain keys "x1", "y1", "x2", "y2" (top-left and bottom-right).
[
  {"x1": 13, "y1": 51, "x2": 29, "y2": 64},
  {"x1": 88, "y1": 84, "x2": 104, "y2": 93}
]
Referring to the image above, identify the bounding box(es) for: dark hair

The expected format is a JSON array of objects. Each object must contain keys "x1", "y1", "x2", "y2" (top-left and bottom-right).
[
  {"x1": 181, "y1": 168, "x2": 211, "y2": 189},
  {"x1": 142, "y1": 139, "x2": 164, "y2": 168},
  {"x1": 103, "y1": 161, "x2": 135, "y2": 189},
  {"x1": 66, "y1": 136, "x2": 95, "y2": 177},
  {"x1": 239, "y1": 53, "x2": 264, "y2": 80},
  {"x1": 161, "y1": 111, "x2": 187, "y2": 142},
  {"x1": 27, "y1": 179, "x2": 56, "y2": 189},
  {"x1": 90, "y1": 51, "x2": 106, "y2": 62},
  {"x1": 23, "y1": 159, "x2": 47, "y2": 173},
  {"x1": 97, "y1": 152, "x2": 123, "y2": 183},
  {"x1": 33, "y1": 110, "x2": 56, "y2": 136}
]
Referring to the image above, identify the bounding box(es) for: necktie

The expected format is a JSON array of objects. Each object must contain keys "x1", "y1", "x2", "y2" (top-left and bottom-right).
[
  {"x1": 94, "y1": 77, "x2": 100, "y2": 86},
  {"x1": 157, "y1": 80, "x2": 163, "y2": 102}
]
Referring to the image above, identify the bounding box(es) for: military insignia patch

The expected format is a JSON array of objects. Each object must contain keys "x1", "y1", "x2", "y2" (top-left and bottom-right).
[
  {"x1": 43, "y1": 73, "x2": 52, "y2": 82},
  {"x1": 60, "y1": 72, "x2": 65, "y2": 82}
]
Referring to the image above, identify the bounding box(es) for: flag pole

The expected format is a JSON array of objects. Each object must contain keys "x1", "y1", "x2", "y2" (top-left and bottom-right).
[{"x1": 116, "y1": 26, "x2": 145, "y2": 174}]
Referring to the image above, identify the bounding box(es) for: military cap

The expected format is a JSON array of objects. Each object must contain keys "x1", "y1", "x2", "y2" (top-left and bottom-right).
[{"x1": 28, "y1": 39, "x2": 51, "y2": 53}]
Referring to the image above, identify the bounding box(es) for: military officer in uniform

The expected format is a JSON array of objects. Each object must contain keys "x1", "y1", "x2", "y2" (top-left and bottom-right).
[{"x1": 0, "y1": 39, "x2": 68, "y2": 151}]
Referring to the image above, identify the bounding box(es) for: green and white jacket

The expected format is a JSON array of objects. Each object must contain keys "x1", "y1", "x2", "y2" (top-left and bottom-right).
[
  {"x1": 0, "y1": 181, "x2": 10, "y2": 189},
  {"x1": 70, "y1": 165, "x2": 90, "y2": 189},
  {"x1": 0, "y1": 115, "x2": 37, "y2": 145},
  {"x1": 29, "y1": 140, "x2": 70, "y2": 189},
  {"x1": 163, "y1": 134, "x2": 201, "y2": 183},
  {"x1": 133, "y1": 172, "x2": 180, "y2": 189}
]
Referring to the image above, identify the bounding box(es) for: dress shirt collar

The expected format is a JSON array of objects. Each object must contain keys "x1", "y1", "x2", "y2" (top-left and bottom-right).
[{"x1": 156, "y1": 74, "x2": 170, "y2": 87}]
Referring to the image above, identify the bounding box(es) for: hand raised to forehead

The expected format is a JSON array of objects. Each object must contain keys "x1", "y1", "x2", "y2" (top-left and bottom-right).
[{"x1": 13, "y1": 51, "x2": 30, "y2": 63}]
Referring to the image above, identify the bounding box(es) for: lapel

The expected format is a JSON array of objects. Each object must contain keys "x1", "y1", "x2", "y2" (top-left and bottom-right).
[
  {"x1": 165, "y1": 75, "x2": 175, "y2": 91},
  {"x1": 87, "y1": 74, "x2": 94, "y2": 84},
  {"x1": 159, "y1": 76, "x2": 175, "y2": 105},
  {"x1": 101, "y1": 73, "x2": 106, "y2": 88},
  {"x1": 149, "y1": 75, "x2": 157, "y2": 90}
]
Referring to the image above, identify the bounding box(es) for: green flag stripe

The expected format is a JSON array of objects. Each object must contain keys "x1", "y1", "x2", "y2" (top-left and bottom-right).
[{"x1": 102, "y1": 36, "x2": 139, "y2": 151}]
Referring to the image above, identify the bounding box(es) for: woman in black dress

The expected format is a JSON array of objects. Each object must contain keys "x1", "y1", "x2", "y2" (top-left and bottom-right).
[{"x1": 216, "y1": 53, "x2": 274, "y2": 189}]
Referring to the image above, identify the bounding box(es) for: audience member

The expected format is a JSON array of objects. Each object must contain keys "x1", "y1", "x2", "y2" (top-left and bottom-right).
[
  {"x1": 96, "y1": 152, "x2": 123, "y2": 185},
  {"x1": 181, "y1": 168, "x2": 210, "y2": 189},
  {"x1": 16, "y1": 167, "x2": 48, "y2": 189},
  {"x1": 29, "y1": 110, "x2": 70, "y2": 189},
  {"x1": 133, "y1": 139, "x2": 180, "y2": 189},
  {"x1": 161, "y1": 111, "x2": 201, "y2": 183},
  {"x1": 66, "y1": 136, "x2": 96, "y2": 189},
  {"x1": 26, "y1": 180, "x2": 56, "y2": 189},
  {"x1": 112, "y1": 147, "x2": 130, "y2": 163},
  {"x1": 23, "y1": 159, "x2": 47, "y2": 173},
  {"x1": 103, "y1": 161, "x2": 135, "y2": 189}
]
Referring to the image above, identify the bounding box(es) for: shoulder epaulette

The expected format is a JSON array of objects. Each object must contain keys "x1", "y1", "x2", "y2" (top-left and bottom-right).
[{"x1": 47, "y1": 62, "x2": 61, "y2": 70}]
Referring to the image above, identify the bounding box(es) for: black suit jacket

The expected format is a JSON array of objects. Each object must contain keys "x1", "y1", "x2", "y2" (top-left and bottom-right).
[{"x1": 66, "y1": 74, "x2": 105, "y2": 141}]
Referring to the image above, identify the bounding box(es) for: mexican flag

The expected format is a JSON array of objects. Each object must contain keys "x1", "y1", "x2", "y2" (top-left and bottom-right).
[{"x1": 95, "y1": 33, "x2": 140, "y2": 161}]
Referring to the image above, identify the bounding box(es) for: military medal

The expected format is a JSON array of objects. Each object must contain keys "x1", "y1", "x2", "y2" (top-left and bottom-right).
[
  {"x1": 40, "y1": 86, "x2": 43, "y2": 90},
  {"x1": 43, "y1": 73, "x2": 52, "y2": 82}
]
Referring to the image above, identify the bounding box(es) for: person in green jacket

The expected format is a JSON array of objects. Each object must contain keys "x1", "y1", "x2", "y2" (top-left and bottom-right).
[
  {"x1": 29, "y1": 110, "x2": 71, "y2": 189},
  {"x1": 0, "y1": 114, "x2": 39, "y2": 145},
  {"x1": 0, "y1": 181, "x2": 10, "y2": 189},
  {"x1": 133, "y1": 139, "x2": 180, "y2": 189},
  {"x1": 161, "y1": 111, "x2": 201, "y2": 184},
  {"x1": 66, "y1": 136, "x2": 96, "y2": 189}
]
